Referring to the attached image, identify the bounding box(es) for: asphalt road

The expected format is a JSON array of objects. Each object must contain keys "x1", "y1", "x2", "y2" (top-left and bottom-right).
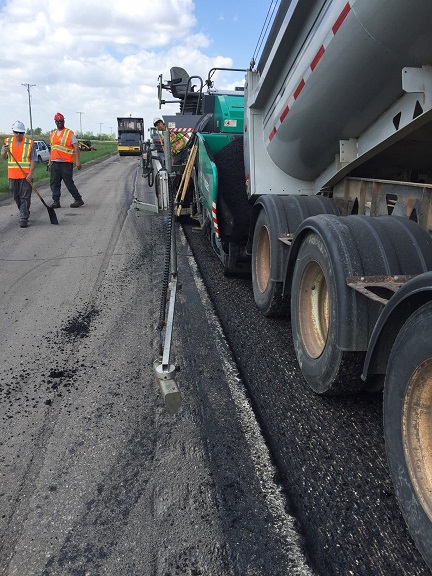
[{"x1": 0, "y1": 156, "x2": 314, "y2": 576}]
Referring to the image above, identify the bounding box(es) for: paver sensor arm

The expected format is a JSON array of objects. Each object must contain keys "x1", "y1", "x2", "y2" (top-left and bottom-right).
[{"x1": 133, "y1": 131, "x2": 181, "y2": 414}]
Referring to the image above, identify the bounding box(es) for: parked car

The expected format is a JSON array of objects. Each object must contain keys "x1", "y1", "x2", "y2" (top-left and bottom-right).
[{"x1": 34, "y1": 140, "x2": 50, "y2": 163}]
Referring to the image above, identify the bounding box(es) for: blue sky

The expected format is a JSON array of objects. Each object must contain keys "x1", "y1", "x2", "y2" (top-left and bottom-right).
[
  {"x1": 0, "y1": 0, "x2": 277, "y2": 135},
  {"x1": 193, "y1": 2, "x2": 274, "y2": 69}
]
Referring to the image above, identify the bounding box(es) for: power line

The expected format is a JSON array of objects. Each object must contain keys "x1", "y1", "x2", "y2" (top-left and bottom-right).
[{"x1": 31, "y1": 85, "x2": 59, "y2": 105}]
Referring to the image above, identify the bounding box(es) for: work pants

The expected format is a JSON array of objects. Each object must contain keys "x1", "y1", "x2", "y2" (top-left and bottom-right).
[
  {"x1": 10, "y1": 178, "x2": 32, "y2": 224},
  {"x1": 50, "y1": 161, "x2": 81, "y2": 201}
]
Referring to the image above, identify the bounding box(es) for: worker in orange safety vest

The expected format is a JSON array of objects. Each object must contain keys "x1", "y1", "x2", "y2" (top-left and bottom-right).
[
  {"x1": 1, "y1": 120, "x2": 37, "y2": 228},
  {"x1": 49, "y1": 112, "x2": 84, "y2": 209}
]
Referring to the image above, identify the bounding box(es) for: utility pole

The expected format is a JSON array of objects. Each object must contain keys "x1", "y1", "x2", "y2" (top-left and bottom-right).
[
  {"x1": 76, "y1": 111, "x2": 84, "y2": 135},
  {"x1": 22, "y1": 83, "x2": 36, "y2": 136},
  {"x1": 98, "y1": 122, "x2": 103, "y2": 140}
]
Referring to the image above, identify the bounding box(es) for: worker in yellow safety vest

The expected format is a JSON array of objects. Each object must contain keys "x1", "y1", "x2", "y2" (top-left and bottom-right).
[
  {"x1": 153, "y1": 117, "x2": 189, "y2": 158},
  {"x1": 1, "y1": 120, "x2": 37, "y2": 228}
]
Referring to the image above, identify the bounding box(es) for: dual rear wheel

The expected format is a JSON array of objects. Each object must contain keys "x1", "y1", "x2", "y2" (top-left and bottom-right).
[
  {"x1": 252, "y1": 196, "x2": 339, "y2": 317},
  {"x1": 252, "y1": 210, "x2": 287, "y2": 316},
  {"x1": 384, "y1": 303, "x2": 432, "y2": 568},
  {"x1": 290, "y1": 230, "x2": 365, "y2": 394},
  {"x1": 289, "y1": 216, "x2": 432, "y2": 567},
  {"x1": 290, "y1": 214, "x2": 432, "y2": 394}
]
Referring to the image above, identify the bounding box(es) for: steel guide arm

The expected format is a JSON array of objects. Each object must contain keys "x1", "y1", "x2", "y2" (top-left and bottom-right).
[{"x1": 133, "y1": 130, "x2": 182, "y2": 413}]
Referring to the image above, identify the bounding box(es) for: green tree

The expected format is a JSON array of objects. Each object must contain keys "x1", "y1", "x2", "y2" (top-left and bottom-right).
[{"x1": 26, "y1": 127, "x2": 42, "y2": 135}]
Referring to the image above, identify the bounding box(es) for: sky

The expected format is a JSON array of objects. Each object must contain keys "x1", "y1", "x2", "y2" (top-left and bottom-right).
[{"x1": 0, "y1": 0, "x2": 277, "y2": 137}]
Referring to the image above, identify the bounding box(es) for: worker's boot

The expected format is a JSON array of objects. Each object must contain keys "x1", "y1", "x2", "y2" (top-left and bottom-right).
[
  {"x1": 51, "y1": 200, "x2": 61, "y2": 209},
  {"x1": 70, "y1": 198, "x2": 84, "y2": 208}
]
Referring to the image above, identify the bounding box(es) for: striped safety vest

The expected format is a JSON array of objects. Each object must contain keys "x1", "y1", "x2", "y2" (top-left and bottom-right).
[
  {"x1": 5, "y1": 136, "x2": 33, "y2": 179},
  {"x1": 170, "y1": 131, "x2": 188, "y2": 155},
  {"x1": 50, "y1": 128, "x2": 75, "y2": 162}
]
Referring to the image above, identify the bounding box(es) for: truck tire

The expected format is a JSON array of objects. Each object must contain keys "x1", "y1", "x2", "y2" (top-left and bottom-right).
[
  {"x1": 252, "y1": 195, "x2": 338, "y2": 317},
  {"x1": 383, "y1": 302, "x2": 432, "y2": 570},
  {"x1": 291, "y1": 231, "x2": 365, "y2": 394},
  {"x1": 290, "y1": 215, "x2": 432, "y2": 394},
  {"x1": 252, "y1": 209, "x2": 288, "y2": 317}
]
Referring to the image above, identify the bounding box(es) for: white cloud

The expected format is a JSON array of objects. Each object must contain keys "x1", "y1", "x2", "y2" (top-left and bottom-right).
[{"x1": 0, "y1": 0, "x2": 237, "y2": 135}]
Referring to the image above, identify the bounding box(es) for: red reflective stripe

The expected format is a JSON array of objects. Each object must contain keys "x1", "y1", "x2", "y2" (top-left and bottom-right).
[
  {"x1": 311, "y1": 45, "x2": 325, "y2": 71},
  {"x1": 174, "y1": 127, "x2": 194, "y2": 133},
  {"x1": 333, "y1": 2, "x2": 351, "y2": 35},
  {"x1": 293, "y1": 79, "x2": 305, "y2": 99},
  {"x1": 212, "y1": 203, "x2": 219, "y2": 237},
  {"x1": 268, "y1": 1, "x2": 352, "y2": 144},
  {"x1": 280, "y1": 105, "x2": 290, "y2": 123}
]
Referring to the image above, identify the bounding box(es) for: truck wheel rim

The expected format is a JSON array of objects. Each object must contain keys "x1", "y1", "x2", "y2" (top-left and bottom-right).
[
  {"x1": 403, "y1": 359, "x2": 432, "y2": 521},
  {"x1": 256, "y1": 225, "x2": 270, "y2": 293},
  {"x1": 298, "y1": 261, "x2": 329, "y2": 359}
]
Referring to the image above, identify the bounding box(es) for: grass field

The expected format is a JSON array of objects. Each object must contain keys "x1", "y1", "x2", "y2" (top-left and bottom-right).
[{"x1": 0, "y1": 140, "x2": 117, "y2": 195}]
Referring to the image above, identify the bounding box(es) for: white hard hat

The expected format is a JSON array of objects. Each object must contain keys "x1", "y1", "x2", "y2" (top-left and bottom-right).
[
  {"x1": 12, "y1": 120, "x2": 25, "y2": 133},
  {"x1": 153, "y1": 117, "x2": 163, "y2": 126}
]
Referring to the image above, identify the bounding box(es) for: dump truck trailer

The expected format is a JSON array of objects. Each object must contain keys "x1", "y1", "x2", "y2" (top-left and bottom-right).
[
  {"x1": 117, "y1": 117, "x2": 144, "y2": 156},
  {"x1": 154, "y1": 0, "x2": 432, "y2": 567}
]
